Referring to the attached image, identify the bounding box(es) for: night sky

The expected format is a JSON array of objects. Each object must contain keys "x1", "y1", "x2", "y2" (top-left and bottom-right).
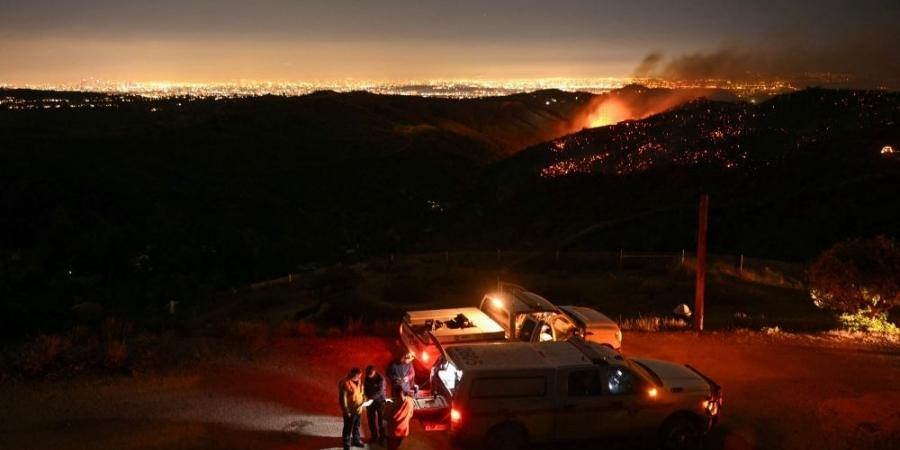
[{"x1": 1, "y1": 0, "x2": 898, "y2": 85}]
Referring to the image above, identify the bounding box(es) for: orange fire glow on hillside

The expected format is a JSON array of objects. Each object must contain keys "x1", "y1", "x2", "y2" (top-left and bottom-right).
[
  {"x1": 586, "y1": 97, "x2": 632, "y2": 127},
  {"x1": 576, "y1": 88, "x2": 717, "y2": 130}
]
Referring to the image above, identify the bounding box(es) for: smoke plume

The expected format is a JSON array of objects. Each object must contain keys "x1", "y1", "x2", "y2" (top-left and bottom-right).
[{"x1": 634, "y1": 27, "x2": 900, "y2": 88}]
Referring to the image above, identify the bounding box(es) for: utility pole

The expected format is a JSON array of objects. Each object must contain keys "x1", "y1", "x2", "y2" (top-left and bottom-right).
[{"x1": 694, "y1": 194, "x2": 709, "y2": 332}]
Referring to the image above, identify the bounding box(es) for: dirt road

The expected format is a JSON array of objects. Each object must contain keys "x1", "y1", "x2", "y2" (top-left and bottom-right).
[{"x1": 1, "y1": 333, "x2": 898, "y2": 450}]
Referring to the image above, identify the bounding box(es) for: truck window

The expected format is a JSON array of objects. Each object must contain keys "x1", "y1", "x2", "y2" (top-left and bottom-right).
[
  {"x1": 607, "y1": 368, "x2": 639, "y2": 395},
  {"x1": 518, "y1": 318, "x2": 537, "y2": 342},
  {"x1": 471, "y1": 377, "x2": 546, "y2": 398},
  {"x1": 568, "y1": 369, "x2": 604, "y2": 396},
  {"x1": 551, "y1": 316, "x2": 576, "y2": 339}
]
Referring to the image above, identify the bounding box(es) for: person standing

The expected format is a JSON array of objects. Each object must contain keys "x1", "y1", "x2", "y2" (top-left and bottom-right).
[
  {"x1": 339, "y1": 367, "x2": 365, "y2": 449},
  {"x1": 363, "y1": 365, "x2": 387, "y2": 445},
  {"x1": 388, "y1": 352, "x2": 416, "y2": 395},
  {"x1": 385, "y1": 385, "x2": 415, "y2": 450}
]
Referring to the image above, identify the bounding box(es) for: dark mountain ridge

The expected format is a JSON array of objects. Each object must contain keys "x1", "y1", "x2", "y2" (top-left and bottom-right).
[{"x1": 1, "y1": 86, "x2": 898, "y2": 336}]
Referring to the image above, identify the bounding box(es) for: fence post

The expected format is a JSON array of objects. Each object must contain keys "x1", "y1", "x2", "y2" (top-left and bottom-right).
[
  {"x1": 739, "y1": 254, "x2": 744, "y2": 274},
  {"x1": 288, "y1": 273, "x2": 292, "y2": 283},
  {"x1": 618, "y1": 249, "x2": 623, "y2": 267},
  {"x1": 681, "y1": 249, "x2": 685, "y2": 265},
  {"x1": 694, "y1": 194, "x2": 709, "y2": 332}
]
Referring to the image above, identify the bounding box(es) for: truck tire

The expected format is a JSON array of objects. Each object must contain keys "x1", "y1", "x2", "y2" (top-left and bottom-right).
[
  {"x1": 482, "y1": 422, "x2": 529, "y2": 450},
  {"x1": 659, "y1": 414, "x2": 703, "y2": 450}
]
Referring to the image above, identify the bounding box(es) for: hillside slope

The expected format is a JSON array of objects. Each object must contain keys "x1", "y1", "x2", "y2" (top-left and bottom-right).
[{"x1": 451, "y1": 89, "x2": 900, "y2": 259}]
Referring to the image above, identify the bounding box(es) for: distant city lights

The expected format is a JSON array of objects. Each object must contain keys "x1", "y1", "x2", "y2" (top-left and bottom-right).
[{"x1": 0, "y1": 77, "x2": 799, "y2": 101}]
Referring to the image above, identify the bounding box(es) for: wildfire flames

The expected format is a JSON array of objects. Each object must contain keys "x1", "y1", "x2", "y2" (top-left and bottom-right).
[
  {"x1": 585, "y1": 97, "x2": 632, "y2": 127},
  {"x1": 577, "y1": 87, "x2": 719, "y2": 130}
]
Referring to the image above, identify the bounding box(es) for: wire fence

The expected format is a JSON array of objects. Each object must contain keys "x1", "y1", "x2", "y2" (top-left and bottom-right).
[{"x1": 250, "y1": 250, "x2": 806, "y2": 290}]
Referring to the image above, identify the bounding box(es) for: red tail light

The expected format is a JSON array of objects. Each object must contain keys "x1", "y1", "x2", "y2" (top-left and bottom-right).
[{"x1": 450, "y1": 408, "x2": 462, "y2": 424}]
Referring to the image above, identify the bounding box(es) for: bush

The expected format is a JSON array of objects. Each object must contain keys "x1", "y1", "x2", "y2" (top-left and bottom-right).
[
  {"x1": 809, "y1": 236, "x2": 900, "y2": 316},
  {"x1": 838, "y1": 309, "x2": 900, "y2": 334},
  {"x1": 371, "y1": 319, "x2": 399, "y2": 337},
  {"x1": 21, "y1": 335, "x2": 69, "y2": 376},
  {"x1": 343, "y1": 317, "x2": 364, "y2": 336},
  {"x1": 619, "y1": 315, "x2": 689, "y2": 332},
  {"x1": 274, "y1": 320, "x2": 318, "y2": 338},
  {"x1": 104, "y1": 341, "x2": 129, "y2": 368},
  {"x1": 231, "y1": 321, "x2": 270, "y2": 355}
]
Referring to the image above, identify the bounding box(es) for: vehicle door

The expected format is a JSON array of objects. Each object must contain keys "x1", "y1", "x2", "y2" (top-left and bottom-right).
[
  {"x1": 553, "y1": 366, "x2": 622, "y2": 442},
  {"x1": 599, "y1": 366, "x2": 659, "y2": 436}
]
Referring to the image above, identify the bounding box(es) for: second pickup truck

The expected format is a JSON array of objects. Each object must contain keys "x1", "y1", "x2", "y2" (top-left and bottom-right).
[{"x1": 400, "y1": 285, "x2": 622, "y2": 371}]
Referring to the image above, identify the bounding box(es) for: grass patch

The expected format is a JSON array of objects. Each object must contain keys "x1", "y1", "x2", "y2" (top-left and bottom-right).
[{"x1": 619, "y1": 315, "x2": 690, "y2": 332}]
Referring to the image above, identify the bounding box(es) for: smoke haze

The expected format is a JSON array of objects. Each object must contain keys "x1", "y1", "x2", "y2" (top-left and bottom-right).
[{"x1": 635, "y1": 26, "x2": 900, "y2": 88}]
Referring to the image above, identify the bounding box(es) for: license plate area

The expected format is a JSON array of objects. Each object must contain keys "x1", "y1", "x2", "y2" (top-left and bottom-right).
[{"x1": 413, "y1": 389, "x2": 450, "y2": 429}]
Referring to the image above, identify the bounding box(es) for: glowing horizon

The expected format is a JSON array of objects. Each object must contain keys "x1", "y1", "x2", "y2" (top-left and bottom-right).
[{"x1": 1, "y1": 1, "x2": 897, "y2": 90}]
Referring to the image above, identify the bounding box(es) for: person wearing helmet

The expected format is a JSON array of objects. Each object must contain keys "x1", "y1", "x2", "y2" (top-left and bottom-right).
[{"x1": 388, "y1": 352, "x2": 416, "y2": 395}]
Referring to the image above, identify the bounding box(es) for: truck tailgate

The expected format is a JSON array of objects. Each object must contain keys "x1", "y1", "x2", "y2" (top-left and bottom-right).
[{"x1": 412, "y1": 389, "x2": 450, "y2": 431}]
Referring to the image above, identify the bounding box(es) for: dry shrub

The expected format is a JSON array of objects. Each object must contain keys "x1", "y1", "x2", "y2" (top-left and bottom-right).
[
  {"x1": 273, "y1": 320, "x2": 293, "y2": 337},
  {"x1": 232, "y1": 321, "x2": 270, "y2": 355},
  {"x1": 104, "y1": 341, "x2": 128, "y2": 368},
  {"x1": 619, "y1": 315, "x2": 690, "y2": 332},
  {"x1": 371, "y1": 320, "x2": 399, "y2": 337},
  {"x1": 296, "y1": 321, "x2": 318, "y2": 337},
  {"x1": 344, "y1": 317, "x2": 364, "y2": 336},
  {"x1": 22, "y1": 335, "x2": 70, "y2": 376},
  {"x1": 274, "y1": 320, "x2": 318, "y2": 338}
]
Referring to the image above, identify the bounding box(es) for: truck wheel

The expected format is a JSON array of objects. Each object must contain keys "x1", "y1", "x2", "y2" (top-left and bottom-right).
[
  {"x1": 659, "y1": 415, "x2": 703, "y2": 450},
  {"x1": 483, "y1": 423, "x2": 529, "y2": 450}
]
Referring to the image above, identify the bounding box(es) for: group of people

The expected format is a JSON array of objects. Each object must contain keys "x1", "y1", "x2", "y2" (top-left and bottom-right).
[{"x1": 338, "y1": 352, "x2": 418, "y2": 450}]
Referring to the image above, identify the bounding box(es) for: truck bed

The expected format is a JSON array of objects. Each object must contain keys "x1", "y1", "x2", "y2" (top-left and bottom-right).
[{"x1": 404, "y1": 307, "x2": 506, "y2": 343}]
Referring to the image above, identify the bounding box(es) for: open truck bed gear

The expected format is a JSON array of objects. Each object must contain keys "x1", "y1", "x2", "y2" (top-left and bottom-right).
[{"x1": 401, "y1": 286, "x2": 623, "y2": 373}]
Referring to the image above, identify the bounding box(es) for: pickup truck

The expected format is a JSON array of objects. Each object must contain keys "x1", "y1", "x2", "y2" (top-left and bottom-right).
[
  {"x1": 412, "y1": 338, "x2": 723, "y2": 450},
  {"x1": 400, "y1": 285, "x2": 622, "y2": 371}
]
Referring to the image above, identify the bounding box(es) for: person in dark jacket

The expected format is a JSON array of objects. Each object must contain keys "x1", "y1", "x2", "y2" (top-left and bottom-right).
[
  {"x1": 339, "y1": 367, "x2": 365, "y2": 450},
  {"x1": 363, "y1": 365, "x2": 387, "y2": 444},
  {"x1": 387, "y1": 352, "x2": 416, "y2": 395}
]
